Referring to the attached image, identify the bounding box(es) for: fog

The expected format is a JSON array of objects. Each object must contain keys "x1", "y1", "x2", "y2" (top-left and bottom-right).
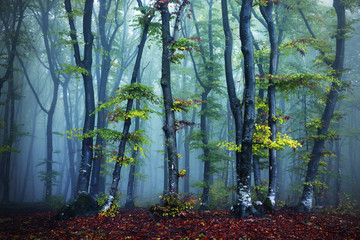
[{"x1": 1, "y1": 0, "x2": 359, "y2": 212}]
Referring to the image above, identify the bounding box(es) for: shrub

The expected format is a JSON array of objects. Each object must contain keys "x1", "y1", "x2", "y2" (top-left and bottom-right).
[
  {"x1": 97, "y1": 193, "x2": 121, "y2": 217},
  {"x1": 209, "y1": 181, "x2": 232, "y2": 210},
  {"x1": 321, "y1": 193, "x2": 360, "y2": 216},
  {"x1": 149, "y1": 193, "x2": 197, "y2": 218}
]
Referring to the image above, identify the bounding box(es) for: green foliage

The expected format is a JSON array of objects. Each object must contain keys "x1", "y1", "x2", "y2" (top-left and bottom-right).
[
  {"x1": 0, "y1": 145, "x2": 20, "y2": 154},
  {"x1": 342, "y1": 0, "x2": 360, "y2": 13},
  {"x1": 256, "y1": 73, "x2": 334, "y2": 96},
  {"x1": 321, "y1": 193, "x2": 360, "y2": 216},
  {"x1": 36, "y1": 159, "x2": 61, "y2": 185},
  {"x1": 59, "y1": 63, "x2": 88, "y2": 80},
  {"x1": 149, "y1": 194, "x2": 197, "y2": 218},
  {"x1": 252, "y1": 180, "x2": 269, "y2": 202},
  {"x1": 170, "y1": 38, "x2": 201, "y2": 64},
  {"x1": 218, "y1": 123, "x2": 301, "y2": 156},
  {"x1": 54, "y1": 30, "x2": 85, "y2": 48},
  {"x1": 61, "y1": 1, "x2": 85, "y2": 20},
  {"x1": 92, "y1": 83, "x2": 161, "y2": 121},
  {"x1": 131, "y1": 6, "x2": 160, "y2": 43},
  {"x1": 307, "y1": 130, "x2": 338, "y2": 142},
  {"x1": 172, "y1": 98, "x2": 203, "y2": 112},
  {"x1": 63, "y1": 83, "x2": 157, "y2": 165}
]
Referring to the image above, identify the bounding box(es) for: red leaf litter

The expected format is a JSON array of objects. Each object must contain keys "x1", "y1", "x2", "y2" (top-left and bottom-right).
[{"x1": 1, "y1": 208, "x2": 359, "y2": 239}]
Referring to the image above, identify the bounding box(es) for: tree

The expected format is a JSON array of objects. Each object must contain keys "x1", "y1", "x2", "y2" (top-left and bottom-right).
[
  {"x1": 101, "y1": 0, "x2": 154, "y2": 211},
  {"x1": 221, "y1": 0, "x2": 243, "y2": 205},
  {"x1": 90, "y1": 0, "x2": 124, "y2": 198},
  {"x1": 64, "y1": 0, "x2": 95, "y2": 196},
  {"x1": 0, "y1": 0, "x2": 27, "y2": 203},
  {"x1": 259, "y1": 1, "x2": 279, "y2": 211},
  {"x1": 158, "y1": 0, "x2": 189, "y2": 195},
  {"x1": 60, "y1": 75, "x2": 77, "y2": 200},
  {"x1": 22, "y1": 0, "x2": 64, "y2": 202},
  {"x1": 297, "y1": 0, "x2": 346, "y2": 213},
  {"x1": 0, "y1": 0, "x2": 26, "y2": 97},
  {"x1": 232, "y1": 0, "x2": 258, "y2": 217},
  {"x1": 189, "y1": 0, "x2": 219, "y2": 209}
]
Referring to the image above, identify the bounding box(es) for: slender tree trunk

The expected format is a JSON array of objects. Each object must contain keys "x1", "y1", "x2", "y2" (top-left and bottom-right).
[
  {"x1": 21, "y1": 107, "x2": 39, "y2": 202},
  {"x1": 90, "y1": 0, "x2": 124, "y2": 197},
  {"x1": 260, "y1": 2, "x2": 279, "y2": 210},
  {"x1": 222, "y1": 0, "x2": 245, "y2": 205},
  {"x1": 189, "y1": 1, "x2": 214, "y2": 207},
  {"x1": 101, "y1": 9, "x2": 153, "y2": 211},
  {"x1": 183, "y1": 108, "x2": 196, "y2": 193},
  {"x1": 125, "y1": 76, "x2": 141, "y2": 208},
  {"x1": 298, "y1": 0, "x2": 345, "y2": 212},
  {"x1": 61, "y1": 78, "x2": 77, "y2": 200},
  {"x1": 163, "y1": 138, "x2": 168, "y2": 195},
  {"x1": 252, "y1": 34, "x2": 266, "y2": 201},
  {"x1": 335, "y1": 131, "x2": 341, "y2": 207},
  {"x1": 159, "y1": 3, "x2": 178, "y2": 195}
]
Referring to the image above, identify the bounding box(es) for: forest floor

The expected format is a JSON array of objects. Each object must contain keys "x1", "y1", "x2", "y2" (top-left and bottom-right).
[{"x1": 0, "y1": 205, "x2": 359, "y2": 239}]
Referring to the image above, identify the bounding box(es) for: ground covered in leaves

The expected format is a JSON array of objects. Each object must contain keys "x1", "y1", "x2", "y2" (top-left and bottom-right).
[{"x1": 1, "y1": 206, "x2": 359, "y2": 239}]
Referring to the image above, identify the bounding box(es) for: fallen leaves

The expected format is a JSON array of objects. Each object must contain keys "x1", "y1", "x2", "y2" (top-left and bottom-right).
[{"x1": 0, "y1": 208, "x2": 359, "y2": 239}]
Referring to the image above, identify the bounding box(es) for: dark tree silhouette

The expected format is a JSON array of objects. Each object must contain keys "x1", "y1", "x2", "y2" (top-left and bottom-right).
[
  {"x1": 64, "y1": 0, "x2": 95, "y2": 195},
  {"x1": 0, "y1": 0, "x2": 27, "y2": 203},
  {"x1": 234, "y1": 0, "x2": 258, "y2": 217}
]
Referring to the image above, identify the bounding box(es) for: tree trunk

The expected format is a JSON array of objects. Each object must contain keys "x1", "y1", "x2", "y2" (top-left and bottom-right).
[
  {"x1": 0, "y1": 0, "x2": 26, "y2": 203},
  {"x1": 252, "y1": 35, "x2": 266, "y2": 201},
  {"x1": 260, "y1": 2, "x2": 279, "y2": 210},
  {"x1": 90, "y1": 0, "x2": 124, "y2": 197},
  {"x1": 160, "y1": 3, "x2": 178, "y2": 195},
  {"x1": 101, "y1": 8, "x2": 152, "y2": 211},
  {"x1": 183, "y1": 108, "x2": 196, "y2": 193},
  {"x1": 61, "y1": 78, "x2": 77, "y2": 200},
  {"x1": 125, "y1": 76, "x2": 141, "y2": 208},
  {"x1": 1, "y1": 78, "x2": 15, "y2": 203},
  {"x1": 298, "y1": 0, "x2": 345, "y2": 213},
  {"x1": 21, "y1": 106, "x2": 39, "y2": 202},
  {"x1": 65, "y1": 0, "x2": 95, "y2": 195},
  {"x1": 189, "y1": 0, "x2": 214, "y2": 207},
  {"x1": 234, "y1": 0, "x2": 257, "y2": 217}
]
